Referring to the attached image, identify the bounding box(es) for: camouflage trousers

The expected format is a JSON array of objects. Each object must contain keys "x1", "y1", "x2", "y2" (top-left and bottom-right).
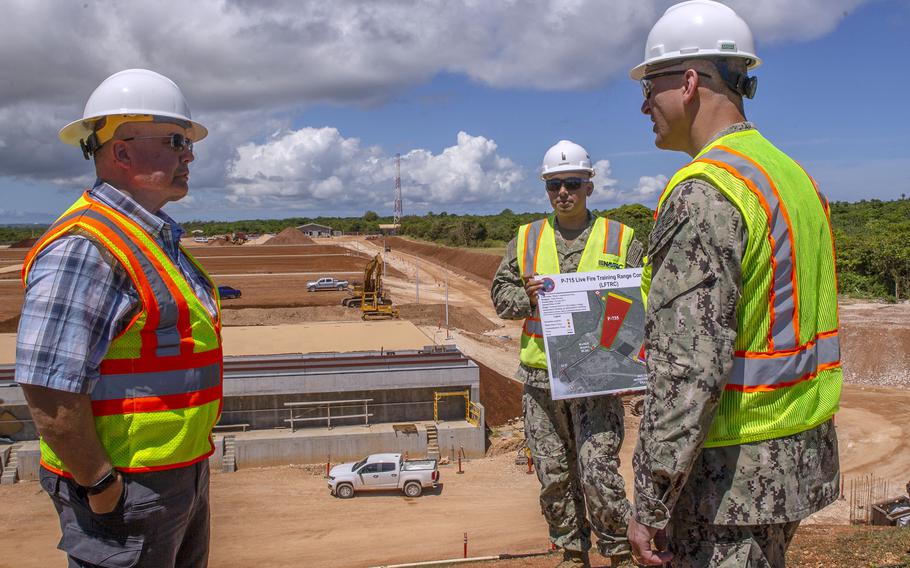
[
  {"x1": 666, "y1": 518, "x2": 800, "y2": 568},
  {"x1": 522, "y1": 384, "x2": 631, "y2": 556}
]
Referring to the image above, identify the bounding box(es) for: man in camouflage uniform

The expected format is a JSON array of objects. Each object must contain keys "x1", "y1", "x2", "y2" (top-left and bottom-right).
[
  {"x1": 626, "y1": 2, "x2": 841, "y2": 567},
  {"x1": 491, "y1": 140, "x2": 643, "y2": 567}
]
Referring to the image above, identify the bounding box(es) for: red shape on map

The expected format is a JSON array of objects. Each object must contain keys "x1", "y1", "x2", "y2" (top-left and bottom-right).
[{"x1": 600, "y1": 293, "x2": 633, "y2": 349}]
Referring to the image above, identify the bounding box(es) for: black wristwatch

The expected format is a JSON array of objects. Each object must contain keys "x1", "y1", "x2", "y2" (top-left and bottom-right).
[{"x1": 81, "y1": 469, "x2": 120, "y2": 496}]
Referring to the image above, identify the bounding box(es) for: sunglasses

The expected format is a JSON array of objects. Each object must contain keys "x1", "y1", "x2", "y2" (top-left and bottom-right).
[
  {"x1": 120, "y1": 133, "x2": 194, "y2": 152},
  {"x1": 640, "y1": 70, "x2": 712, "y2": 99},
  {"x1": 545, "y1": 177, "x2": 589, "y2": 192}
]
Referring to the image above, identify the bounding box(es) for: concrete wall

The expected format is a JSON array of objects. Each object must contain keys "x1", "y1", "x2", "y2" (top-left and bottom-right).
[
  {"x1": 220, "y1": 386, "x2": 473, "y2": 430},
  {"x1": 233, "y1": 421, "x2": 484, "y2": 469}
]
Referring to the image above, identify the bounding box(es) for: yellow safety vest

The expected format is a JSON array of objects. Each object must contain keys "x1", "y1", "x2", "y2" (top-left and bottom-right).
[
  {"x1": 651, "y1": 128, "x2": 842, "y2": 447},
  {"x1": 23, "y1": 191, "x2": 223, "y2": 475},
  {"x1": 516, "y1": 215, "x2": 633, "y2": 369}
]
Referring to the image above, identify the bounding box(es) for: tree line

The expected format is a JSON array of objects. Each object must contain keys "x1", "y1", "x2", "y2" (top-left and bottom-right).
[{"x1": 4, "y1": 199, "x2": 907, "y2": 300}]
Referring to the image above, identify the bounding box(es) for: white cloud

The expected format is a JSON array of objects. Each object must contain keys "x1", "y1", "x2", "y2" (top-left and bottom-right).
[
  {"x1": 226, "y1": 128, "x2": 525, "y2": 213},
  {"x1": 0, "y1": 0, "x2": 871, "y2": 211}
]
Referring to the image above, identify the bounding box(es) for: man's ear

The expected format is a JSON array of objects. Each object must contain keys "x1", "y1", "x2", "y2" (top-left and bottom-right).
[
  {"x1": 682, "y1": 68, "x2": 701, "y2": 105},
  {"x1": 110, "y1": 141, "x2": 131, "y2": 169},
  {"x1": 586, "y1": 183, "x2": 594, "y2": 197}
]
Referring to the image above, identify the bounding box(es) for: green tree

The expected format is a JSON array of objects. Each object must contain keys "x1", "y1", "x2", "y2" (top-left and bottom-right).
[{"x1": 362, "y1": 210, "x2": 379, "y2": 222}]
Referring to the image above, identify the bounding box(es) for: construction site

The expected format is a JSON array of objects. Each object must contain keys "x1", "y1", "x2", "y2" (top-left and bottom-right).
[{"x1": 1, "y1": 228, "x2": 909, "y2": 567}]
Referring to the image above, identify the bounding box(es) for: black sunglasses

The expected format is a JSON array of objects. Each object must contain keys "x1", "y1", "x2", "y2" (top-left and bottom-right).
[
  {"x1": 640, "y1": 70, "x2": 712, "y2": 99},
  {"x1": 120, "y1": 133, "x2": 194, "y2": 152},
  {"x1": 545, "y1": 177, "x2": 589, "y2": 192}
]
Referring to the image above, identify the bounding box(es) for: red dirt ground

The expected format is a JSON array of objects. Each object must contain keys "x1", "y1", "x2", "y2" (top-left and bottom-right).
[{"x1": 385, "y1": 237, "x2": 502, "y2": 284}]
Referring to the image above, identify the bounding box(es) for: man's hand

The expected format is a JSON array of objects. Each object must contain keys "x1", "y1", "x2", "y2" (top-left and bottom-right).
[
  {"x1": 87, "y1": 473, "x2": 124, "y2": 514},
  {"x1": 523, "y1": 274, "x2": 544, "y2": 308},
  {"x1": 628, "y1": 517, "x2": 673, "y2": 566}
]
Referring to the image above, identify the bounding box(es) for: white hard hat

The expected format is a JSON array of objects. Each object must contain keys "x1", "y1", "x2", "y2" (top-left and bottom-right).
[
  {"x1": 540, "y1": 140, "x2": 595, "y2": 180},
  {"x1": 629, "y1": 0, "x2": 761, "y2": 80},
  {"x1": 59, "y1": 68, "x2": 207, "y2": 158}
]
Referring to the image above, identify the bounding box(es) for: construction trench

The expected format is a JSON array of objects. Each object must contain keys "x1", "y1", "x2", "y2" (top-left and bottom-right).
[{"x1": 1, "y1": 233, "x2": 909, "y2": 567}]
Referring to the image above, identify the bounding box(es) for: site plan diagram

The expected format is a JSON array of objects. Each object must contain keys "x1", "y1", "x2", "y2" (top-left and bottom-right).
[{"x1": 537, "y1": 269, "x2": 647, "y2": 400}]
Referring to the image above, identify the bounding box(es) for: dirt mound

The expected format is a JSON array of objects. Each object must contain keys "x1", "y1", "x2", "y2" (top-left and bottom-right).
[
  {"x1": 476, "y1": 360, "x2": 523, "y2": 427},
  {"x1": 8, "y1": 237, "x2": 38, "y2": 249},
  {"x1": 840, "y1": 301, "x2": 910, "y2": 388},
  {"x1": 397, "y1": 303, "x2": 497, "y2": 334},
  {"x1": 206, "y1": 238, "x2": 233, "y2": 246},
  {"x1": 385, "y1": 237, "x2": 501, "y2": 284},
  {"x1": 265, "y1": 228, "x2": 315, "y2": 246}
]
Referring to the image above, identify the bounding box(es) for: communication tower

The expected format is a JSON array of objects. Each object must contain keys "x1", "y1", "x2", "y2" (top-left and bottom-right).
[{"x1": 393, "y1": 153, "x2": 402, "y2": 226}]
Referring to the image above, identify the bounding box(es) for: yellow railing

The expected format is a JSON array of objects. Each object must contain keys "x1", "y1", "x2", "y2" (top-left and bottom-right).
[{"x1": 433, "y1": 390, "x2": 480, "y2": 426}]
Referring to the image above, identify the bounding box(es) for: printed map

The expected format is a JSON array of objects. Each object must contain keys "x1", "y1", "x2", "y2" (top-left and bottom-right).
[{"x1": 537, "y1": 270, "x2": 647, "y2": 399}]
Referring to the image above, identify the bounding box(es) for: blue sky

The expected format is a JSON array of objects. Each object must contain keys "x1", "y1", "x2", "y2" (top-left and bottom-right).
[{"x1": 0, "y1": 0, "x2": 907, "y2": 223}]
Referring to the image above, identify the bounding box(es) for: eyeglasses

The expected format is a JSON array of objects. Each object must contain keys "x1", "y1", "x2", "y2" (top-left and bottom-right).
[
  {"x1": 119, "y1": 133, "x2": 194, "y2": 152},
  {"x1": 545, "y1": 177, "x2": 589, "y2": 192},
  {"x1": 640, "y1": 70, "x2": 712, "y2": 99}
]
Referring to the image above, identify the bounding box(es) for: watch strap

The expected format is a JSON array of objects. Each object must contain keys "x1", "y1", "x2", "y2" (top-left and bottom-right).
[{"x1": 82, "y1": 469, "x2": 119, "y2": 496}]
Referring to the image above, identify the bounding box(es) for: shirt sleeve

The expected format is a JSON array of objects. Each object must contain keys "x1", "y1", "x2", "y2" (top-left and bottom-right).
[
  {"x1": 15, "y1": 235, "x2": 139, "y2": 394},
  {"x1": 632, "y1": 179, "x2": 746, "y2": 529},
  {"x1": 490, "y1": 236, "x2": 534, "y2": 320}
]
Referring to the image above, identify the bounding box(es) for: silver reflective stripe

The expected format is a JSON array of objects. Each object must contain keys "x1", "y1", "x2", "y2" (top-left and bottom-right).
[
  {"x1": 46, "y1": 207, "x2": 182, "y2": 356},
  {"x1": 729, "y1": 334, "x2": 840, "y2": 388},
  {"x1": 605, "y1": 219, "x2": 622, "y2": 256},
  {"x1": 702, "y1": 147, "x2": 798, "y2": 350},
  {"x1": 522, "y1": 219, "x2": 547, "y2": 275},
  {"x1": 524, "y1": 319, "x2": 544, "y2": 337},
  {"x1": 90, "y1": 362, "x2": 221, "y2": 401}
]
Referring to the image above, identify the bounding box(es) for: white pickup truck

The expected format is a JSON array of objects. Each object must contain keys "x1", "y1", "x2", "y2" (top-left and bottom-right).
[
  {"x1": 327, "y1": 453, "x2": 439, "y2": 498},
  {"x1": 307, "y1": 277, "x2": 349, "y2": 292}
]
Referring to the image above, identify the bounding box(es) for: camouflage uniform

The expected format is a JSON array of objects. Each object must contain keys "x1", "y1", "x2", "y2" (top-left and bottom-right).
[
  {"x1": 632, "y1": 122, "x2": 840, "y2": 567},
  {"x1": 491, "y1": 212, "x2": 643, "y2": 557}
]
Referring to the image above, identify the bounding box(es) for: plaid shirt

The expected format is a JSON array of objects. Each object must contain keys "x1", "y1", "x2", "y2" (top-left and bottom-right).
[{"x1": 15, "y1": 182, "x2": 217, "y2": 394}]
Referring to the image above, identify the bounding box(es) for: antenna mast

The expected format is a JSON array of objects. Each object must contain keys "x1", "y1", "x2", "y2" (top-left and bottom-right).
[{"x1": 393, "y1": 153, "x2": 402, "y2": 226}]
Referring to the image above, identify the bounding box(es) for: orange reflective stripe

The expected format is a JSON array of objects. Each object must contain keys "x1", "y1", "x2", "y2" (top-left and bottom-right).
[
  {"x1": 43, "y1": 449, "x2": 216, "y2": 476},
  {"x1": 69, "y1": 217, "x2": 162, "y2": 360},
  {"x1": 101, "y1": 346, "x2": 222, "y2": 375},
  {"x1": 708, "y1": 145, "x2": 802, "y2": 348},
  {"x1": 85, "y1": 195, "x2": 196, "y2": 355},
  {"x1": 523, "y1": 317, "x2": 544, "y2": 338},
  {"x1": 735, "y1": 329, "x2": 838, "y2": 359},
  {"x1": 725, "y1": 361, "x2": 840, "y2": 393},
  {"x1": 532, "y1": 222, "x2": 545, "y2": 275},
  {"x1": 602, "y1": 218, "x2": 611, "y2": 254},
  {"x1": 21, "y1": 204, "x2": 94, "y2": 286},
  {"x1": 91, "y1": 383, "x2": 222, "y2": 416}
]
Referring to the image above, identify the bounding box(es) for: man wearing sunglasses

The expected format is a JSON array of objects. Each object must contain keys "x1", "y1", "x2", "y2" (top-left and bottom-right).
[
  {"x1": 625, "y1": 2, "x2": 841, "y2": 567},
  {"x1": 491, "y1": 140, "x2": 643, "y2": 567},
  {"x1": 16, "y1": 69, "x2": 220, "y2": 567}
]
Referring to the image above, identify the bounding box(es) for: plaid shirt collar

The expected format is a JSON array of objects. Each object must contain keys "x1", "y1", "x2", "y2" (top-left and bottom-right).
[{"x1": 89, "y1": 181, "x2": 184, "y2": 245}]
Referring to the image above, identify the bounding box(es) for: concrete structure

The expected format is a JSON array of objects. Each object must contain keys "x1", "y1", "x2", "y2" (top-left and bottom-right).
[
  {"x1": 296, "y1": 223, "x2": 333, "y2": 237},
  {"x1": 0, "y1": 337, "x2": 485, "y2": 480}
]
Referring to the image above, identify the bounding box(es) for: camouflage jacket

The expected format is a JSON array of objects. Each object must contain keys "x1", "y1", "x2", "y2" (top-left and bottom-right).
[
  {"x1": 632, "y1": 122, "x2": 840, "y2": 529},
  {"x1": 490, "y1": 211, "x2": 643, "y2": 389}
]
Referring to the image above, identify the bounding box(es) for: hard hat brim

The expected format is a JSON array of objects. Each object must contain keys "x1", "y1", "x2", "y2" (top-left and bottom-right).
[
  {"x1": 59, "y1": 113, "x2": 208, "y2": 147},
  {"x1": 540, "y1": 165, "x2": 596, "y2": 180},
  {"x1": 629, "y1": 52, "x2": 762, "y2": 81}
]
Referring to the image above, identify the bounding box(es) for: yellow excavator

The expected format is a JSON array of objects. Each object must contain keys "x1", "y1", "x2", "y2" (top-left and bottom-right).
[{"x1": 341, "y1": 254, "x2": 399, "y2": 320}]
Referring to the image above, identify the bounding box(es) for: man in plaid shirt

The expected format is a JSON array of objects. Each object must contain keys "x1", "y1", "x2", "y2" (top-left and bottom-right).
[{"x1": 16, "y1": 69, "x2": 219, "y2": 568}]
